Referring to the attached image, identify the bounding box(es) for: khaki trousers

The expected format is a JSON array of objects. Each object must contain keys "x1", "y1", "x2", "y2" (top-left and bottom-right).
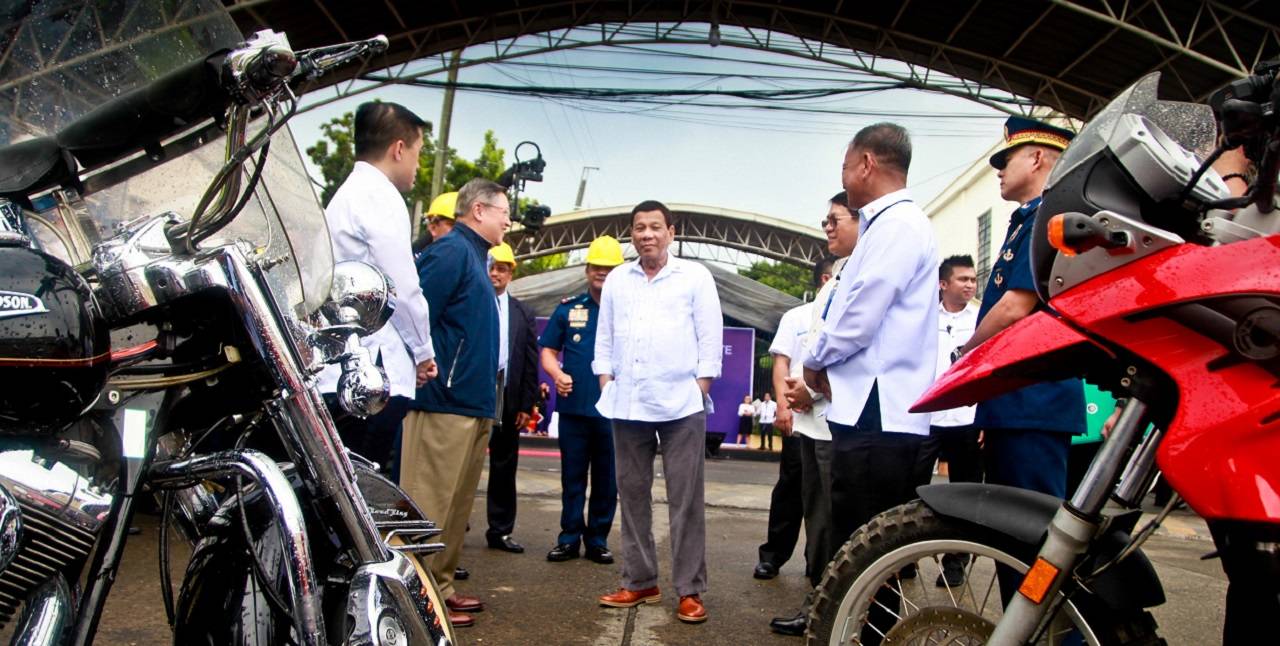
[{"x1": 400, "y1": 410, "x2": 492, "y2": 599}]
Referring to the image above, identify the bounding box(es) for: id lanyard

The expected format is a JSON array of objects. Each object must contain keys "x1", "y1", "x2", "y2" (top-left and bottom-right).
[{"x1": 821, "y1": 199, "x2": 913, "y2": 321}]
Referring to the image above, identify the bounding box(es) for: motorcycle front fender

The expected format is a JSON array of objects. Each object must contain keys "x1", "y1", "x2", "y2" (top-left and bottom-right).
[
  {"x1": 912, "y1": 311, "x2": 1110, "y2": 413},
  {"x1": 917, "y1": 483, "x2": 1166, "y2": 611}
]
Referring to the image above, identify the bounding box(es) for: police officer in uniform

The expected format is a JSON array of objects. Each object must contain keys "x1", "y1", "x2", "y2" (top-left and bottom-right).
[
  {"x1": 541, "y1": 236, "x2": 625, "y2": 564},
  {"x1": 957, "y1": 116, "x2": 1085, "y2": 498}
]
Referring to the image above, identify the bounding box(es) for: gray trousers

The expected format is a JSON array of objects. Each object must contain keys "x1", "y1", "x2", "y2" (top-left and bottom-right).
[
  {"x1": 612, "y1": 412, "x2": 708, "y2": 597},
  {"x1": 800, "y1": 434, "x2": 835, "y2": 588}
]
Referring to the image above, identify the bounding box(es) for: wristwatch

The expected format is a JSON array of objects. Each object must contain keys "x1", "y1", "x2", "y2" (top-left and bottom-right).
[{"x1": 950, "y1": 347, "x2": 964, "y2": 364}]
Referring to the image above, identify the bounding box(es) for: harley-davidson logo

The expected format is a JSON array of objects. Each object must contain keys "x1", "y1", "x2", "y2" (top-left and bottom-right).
[{"x1": 0, "y1": 291, "x2": 47, "y2": 320}]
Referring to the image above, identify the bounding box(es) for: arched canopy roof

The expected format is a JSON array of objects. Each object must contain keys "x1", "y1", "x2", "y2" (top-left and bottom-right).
[
  {"x1": 228, "y1": 0, "x2": 1280, "y2": 119},
  {"x1": 509, "y1": 259, "x2": 802, "y2": 335},
  {"x1": 504, "y1": 203, "x2": 828, "y2": 269}
]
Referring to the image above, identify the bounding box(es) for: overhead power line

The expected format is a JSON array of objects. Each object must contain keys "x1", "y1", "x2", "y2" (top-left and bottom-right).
[{"x1": 362, "y1": 75, "x2": 1011, "y2": 120}]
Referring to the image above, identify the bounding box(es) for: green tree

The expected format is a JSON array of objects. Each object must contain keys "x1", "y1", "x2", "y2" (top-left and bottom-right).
[
  {"x1": 305, "y1": 105, "x2": 508, "y2": 211},
  {"x1": 514, "y1": 252, "x2": 568, "y2": 279},
  {"x1": 738, "y1": 260, "x2": 812, "y2": 299}
]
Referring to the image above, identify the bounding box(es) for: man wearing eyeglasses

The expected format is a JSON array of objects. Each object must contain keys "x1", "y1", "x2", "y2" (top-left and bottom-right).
[{"x1": 403, "y1": 177, "x2": 511, "y2": 629}]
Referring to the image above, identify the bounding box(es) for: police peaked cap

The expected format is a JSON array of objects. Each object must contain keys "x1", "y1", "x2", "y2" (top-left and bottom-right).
[{"x1": 989, "y1": 116, "x2": 1076, "y2": 170}]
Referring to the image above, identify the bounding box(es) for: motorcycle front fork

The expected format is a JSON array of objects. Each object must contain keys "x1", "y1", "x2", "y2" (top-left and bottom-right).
[{"x1": 989, "y1": 398, "x2": 1159, "y2": 645}]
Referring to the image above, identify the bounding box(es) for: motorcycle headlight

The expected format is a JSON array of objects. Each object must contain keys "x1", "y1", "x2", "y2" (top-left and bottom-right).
[{"x1": 322, "y1": 260, "x2": 396, "y2": 334}]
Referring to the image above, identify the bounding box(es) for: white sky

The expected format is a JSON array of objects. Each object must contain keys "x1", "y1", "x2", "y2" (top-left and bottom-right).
[{"x1": 288, "y1": 28, "x2": 1014, "y2": 229}]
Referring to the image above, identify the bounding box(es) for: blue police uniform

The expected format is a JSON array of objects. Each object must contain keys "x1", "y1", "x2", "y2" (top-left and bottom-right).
[
  {"x1": 539, "y1": 292, "x2": 617, "y2": 550},
  {"x1": 974, "y1": 196, "x2": 1086, "y2": 498}
]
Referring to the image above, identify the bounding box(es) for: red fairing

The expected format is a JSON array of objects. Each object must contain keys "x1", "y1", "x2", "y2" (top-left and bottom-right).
[
  {"x1": 911, "y1": 312, "x2": 1103, "y2": 413},
  {"x1": 1049, "y1": 236, "x2": 1280, "y2": 523}
]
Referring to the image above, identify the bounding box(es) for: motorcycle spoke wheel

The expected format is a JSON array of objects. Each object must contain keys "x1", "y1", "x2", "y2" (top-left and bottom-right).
[{"x1": 809, "y1": 502, "x2": 1118, "y2": 646}]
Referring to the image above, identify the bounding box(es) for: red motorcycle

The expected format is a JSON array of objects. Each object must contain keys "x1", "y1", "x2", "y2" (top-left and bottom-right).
[{"x1": 807, "y1": 65, "x2": 1280, "y2": 645}]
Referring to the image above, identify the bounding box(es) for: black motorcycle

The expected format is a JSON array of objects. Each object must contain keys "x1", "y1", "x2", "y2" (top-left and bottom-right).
[{"x1": 0, "y1": 2, "x2": 454, "y2": 644}]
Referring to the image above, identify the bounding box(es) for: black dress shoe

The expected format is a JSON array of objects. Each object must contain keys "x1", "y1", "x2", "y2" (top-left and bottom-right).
[
  {"x1": 487, "y1": 535, "x2": 525, "y2": 553},
  {"x1": 753, "y1": 562, "x2": 779, "y2": 580},
  {"x1": 585, "y1": 545, "x2": 614, "y2": 564},
  {"x1": 769, "y1": 612, "x2": 806, "y2": 636},
  {"x1": 547, "y1": 543, "x2": 580, "y2": 562},
  {"x1": 454, "y1": 566, "x2": 470, "y2": 580}
]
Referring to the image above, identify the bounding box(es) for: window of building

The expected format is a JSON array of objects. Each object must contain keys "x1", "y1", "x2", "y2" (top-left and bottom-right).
[{"x1": 976, "y1": 209, "x2": 992, "y2": 298}]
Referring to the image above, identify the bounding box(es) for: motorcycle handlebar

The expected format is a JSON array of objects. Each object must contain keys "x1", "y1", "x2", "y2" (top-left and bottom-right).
[{"x1": 55, "y1": 32, "x2": 386, "y2": 174}]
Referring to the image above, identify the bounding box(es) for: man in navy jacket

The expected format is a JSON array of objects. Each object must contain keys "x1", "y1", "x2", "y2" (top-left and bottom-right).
[{"x1": 401, "y1": 177, "x2": 510, "y2": 628}]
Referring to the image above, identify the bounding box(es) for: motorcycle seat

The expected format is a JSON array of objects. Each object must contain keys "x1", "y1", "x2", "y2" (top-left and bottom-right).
[{"x1": 0, "y1": 137, "x2": 78, "y2": 199}]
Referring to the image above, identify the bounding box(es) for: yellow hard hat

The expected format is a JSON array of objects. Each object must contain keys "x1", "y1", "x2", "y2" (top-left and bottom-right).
[
  {"x1": 489, "y1": 242, "x2": 516, "y2": 266},
  {"x1": 585, "y1": 235, "x2": 624, "y2": 267},
  {"x1": 426, "y1": 192, "x2": 458, "y2": 220}
]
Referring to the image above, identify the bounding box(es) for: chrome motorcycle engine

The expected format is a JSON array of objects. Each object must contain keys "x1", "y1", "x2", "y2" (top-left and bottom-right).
[{"x1": 0, "y1": 450, "x2": 111, "y2": 630}]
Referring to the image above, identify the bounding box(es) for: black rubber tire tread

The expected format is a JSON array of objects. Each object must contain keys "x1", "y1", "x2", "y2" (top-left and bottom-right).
[{"x1": 805, "y1": 500, "x2": 1166, "y2": 646}]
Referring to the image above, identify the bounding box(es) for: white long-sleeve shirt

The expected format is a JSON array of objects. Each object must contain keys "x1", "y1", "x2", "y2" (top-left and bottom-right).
[
  {"x1": 804, "y1": 189, "x2": 939, "y2": 435},
  {"x1": 771, "y1": 300, "x2": 829, "y2": 441},
  {"x1": 593, "y1": 256, "x2": 723, "y2": 422},
  {"x1": 318, "y1": 162, "x2": 434, "y2": 398},
  {"x1": 932, "y1": 301, "x2": 979, "y2": 427}
]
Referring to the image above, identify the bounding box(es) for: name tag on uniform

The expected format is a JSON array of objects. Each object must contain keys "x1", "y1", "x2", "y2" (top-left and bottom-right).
[{"x1": 568, "y1": 306, "x2": 589, "y2": 328}]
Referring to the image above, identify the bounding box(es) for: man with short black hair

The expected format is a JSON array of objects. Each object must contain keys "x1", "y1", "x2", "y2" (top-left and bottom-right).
[
  {"x1": 914, "y1": 254, "x2": 982, "y2": 588},
  {"x1": 771, "y1": 193, "x2": 858, "y2": 637},
  {"x1": 319, "y1": 101, "x2": 436, "y2": 473},
  {"x1": 402, "y1": 177, "x2": 511, "y2": 628},
  {"x1": 595, "y1": 200, "x2": 722, "y2": 625}
]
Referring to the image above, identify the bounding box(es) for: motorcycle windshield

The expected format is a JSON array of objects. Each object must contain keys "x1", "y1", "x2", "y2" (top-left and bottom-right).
[
  {"x1": 1047, "y1": 72, "x2": 1218, "y2": 190},
  {"x1": 0, "y1": 0, "x2": 332, "y2": 316}
]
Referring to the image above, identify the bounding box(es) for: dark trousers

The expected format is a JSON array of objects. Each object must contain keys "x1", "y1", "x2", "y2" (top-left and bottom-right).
[
  {"x1": 758, "y1": 423, "x2": 775, "y2": 450},
  {"x1": 984, "y1": 427, "x2": 1072, "y2": 616},
  {"x1": 486, "y1": 410, "x2": 521, "y2": 541},
  {"x1": 983, "y1": 428, "x2": 1070, "y2": 498},
  {"x1": 1066, "y1": 440, "x2": 1101, "y2": 498},
  {"x1": 557, "y1": 414, "x2": 617, "y2": 549},
  {"x1": 800, "y1": 435, "x2": 834, "y2": 588},
  {"x1": 325, "y1": 394, "x2": 410, "y2": 475},
  {"x1": 757, "y1": 434, "x2": 802, "y2": 569},
  {"x1": 913, "y1": 425, "x2": 983, "y2": 490},
  {"x1": 829, "y1": 384, "x2": 927, "y2": 646},
  {"x1": 828, "y1": 383, "x2": 928, "y2": 546}
]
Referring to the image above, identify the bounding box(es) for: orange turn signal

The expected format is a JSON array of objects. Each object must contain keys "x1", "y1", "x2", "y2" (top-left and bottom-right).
[
  {"x1": 1018, "y1": 557, "x2": 1061, "y2": 605},
  {"x1": 1046, "y1": 214, "x2": 1077, "y2": 257}
]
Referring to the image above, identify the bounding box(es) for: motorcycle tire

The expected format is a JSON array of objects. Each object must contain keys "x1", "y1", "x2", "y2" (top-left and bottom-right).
[{"x1": 806, "y1": 500, "x2": 1165, "y2": 646}]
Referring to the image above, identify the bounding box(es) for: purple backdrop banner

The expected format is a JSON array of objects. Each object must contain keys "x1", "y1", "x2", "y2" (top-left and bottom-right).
[{"x1": 535, "y1": 318, "x2": 755, "y2": 437}]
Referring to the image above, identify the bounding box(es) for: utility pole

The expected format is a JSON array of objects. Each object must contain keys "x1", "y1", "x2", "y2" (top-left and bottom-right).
[
  {"x1": 574, "y1": 166, "x2": 600, "y2": 210},
  {"x1": 430, "y1": 49, "x2": 462, "y2": 201}
]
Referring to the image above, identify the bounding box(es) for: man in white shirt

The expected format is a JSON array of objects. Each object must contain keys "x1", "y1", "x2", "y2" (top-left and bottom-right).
[
  {"x1": 803, "y1": 123, "x2": 939, "y2": 551},
  {"x1": 756, "y1": 393, "x2": 778, "y2": 450},
  {"x1": 319, "y1": 101, "x2": 436, "y2": 474},
  {"x1": 918, "y1": 254, "x2": 981, "y2": 588},
  {"x1": 771, "y1": 194, "x2": 858, "y2": 637},
  {"x1": 595, "y1": 200, "x2": 722, "y2": 625},
  {"x1": 922, "y1": 256, "x2": 981, "y2": 481}
]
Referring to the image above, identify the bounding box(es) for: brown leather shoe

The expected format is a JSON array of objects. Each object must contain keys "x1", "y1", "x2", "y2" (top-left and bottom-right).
[
  {"x1": 445, "y1": 593, "x2": 485, "y2": 613},
  {"x1": 448, "y1": 611, "x2": 475, "y2": 629},
  {"x1": 677, "y1": 595, "x2": 707, "y2": 623},
  {"x1": 598, "y1": 586, "x2": 661, "y2": 608}
]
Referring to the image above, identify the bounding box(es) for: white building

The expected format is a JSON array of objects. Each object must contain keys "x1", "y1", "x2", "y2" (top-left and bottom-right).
[
  {"x1": 922, "y1": 113, "x2": 1074, "y2": 298},
  {"x1": 922, "y1": 139, "x2": 1011, "y2": 299}
]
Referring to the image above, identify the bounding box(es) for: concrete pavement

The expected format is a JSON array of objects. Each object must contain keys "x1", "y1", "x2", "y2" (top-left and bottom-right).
[{"x1": 0, "y1": 451, "x2": 1223, "y2": 645}]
